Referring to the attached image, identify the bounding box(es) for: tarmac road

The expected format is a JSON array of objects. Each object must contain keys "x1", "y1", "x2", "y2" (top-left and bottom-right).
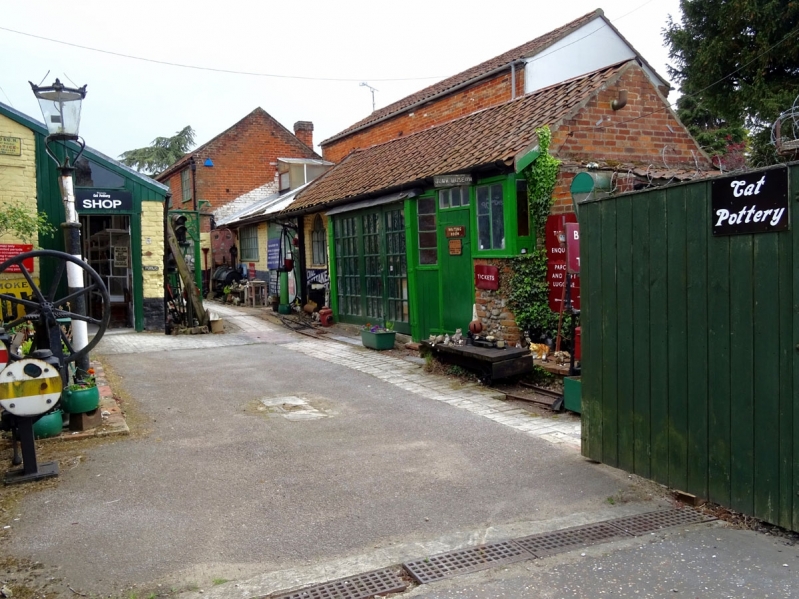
[{"x1": 1, "y1": 311, "x2": 658, "y2": 596}]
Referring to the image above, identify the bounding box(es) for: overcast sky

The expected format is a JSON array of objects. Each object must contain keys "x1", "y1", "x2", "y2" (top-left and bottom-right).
[{"x1": 1, "y1": 0, "x2": 683, "y2": 161}]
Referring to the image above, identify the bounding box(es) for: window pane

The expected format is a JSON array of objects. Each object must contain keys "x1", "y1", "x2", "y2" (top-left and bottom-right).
[
  {"x1": 491, "y1": 184, "x2": 504, "y2": 249},
  {"x1": 418, "y1": 197, "x2": 435, "y2": 214},
  {"x1": 418, "y1": 232, "x2": 437, "y2": 248},
  {"x1": 420, "y1": 249, "x2": 438, "y2": 265},
  {"x1": 75, "y1": 158, "x2": 125, "y2": 188},
  {"x1": 239, "y1": 226, "x2": 259, "y2": 261},
  {"x1": 181, "y1": 169, "x2": 191, "y2": 203},
  {"x1": 439, "y1": 190, "x2": 449, "y2": 210},
  {"x1": 477, "y1": 186, "x2": 489, "y2": 215},
  {"x1": 516, "y1": 180, "x2": 530, "y2": 237},
  {"x1": 419, "y1": 215, "x2": 436, "y2": 231},
  {"x1": 478, "y1": 215, "x2": 491, "y2": 250}
]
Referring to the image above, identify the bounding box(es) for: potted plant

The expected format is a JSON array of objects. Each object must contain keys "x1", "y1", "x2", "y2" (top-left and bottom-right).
[
  {"x1": 360, "y1": 321, "x2": 396, "y2": 351},
  {"x1": 61, "y1": 368, "x2": 100, "y2": 414}
]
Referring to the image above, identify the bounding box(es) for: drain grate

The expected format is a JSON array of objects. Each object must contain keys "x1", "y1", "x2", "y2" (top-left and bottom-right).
[
  {"x1": 270, "y1": 567, "x2": 406, "y2": 599},
  {"x1": 608, "y1": 508, "x2": 716, "y2": 536},
  {"x1": 402, "y1": 541, "x2": 534, "y2": 584},
  {"x1": 514, "y1": 521, "x2": 631, "y2": 557}
]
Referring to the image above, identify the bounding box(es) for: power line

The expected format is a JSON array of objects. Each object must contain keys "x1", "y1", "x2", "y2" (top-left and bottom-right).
[{"x1": 0, "y1": 25, "x2": 444, "y2": 83}]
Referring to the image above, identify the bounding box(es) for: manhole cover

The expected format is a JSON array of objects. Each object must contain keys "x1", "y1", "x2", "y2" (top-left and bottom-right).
[
  {"x1": 608, "y1": 508, "x2": 716, "y2": 536},
  {"x1": 271, "y1": 567, "x2": 406, "y2": 599},
  {"x1": 514, "y1": 521, "x2": 631, "y2": 557},
  {"x1": 402, "y1": 541, "x2": 534, "y2": 584}
]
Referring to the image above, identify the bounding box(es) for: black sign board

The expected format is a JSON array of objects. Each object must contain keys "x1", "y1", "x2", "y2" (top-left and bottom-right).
[
  {"x1": 711, "y1": 167, "x2": 789, "y2": 236},
  {"x1": 75, "y1": 189, "x2": 133, "y2": 213}
]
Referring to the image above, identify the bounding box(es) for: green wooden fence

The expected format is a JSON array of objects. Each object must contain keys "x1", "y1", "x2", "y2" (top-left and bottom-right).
[{"x1": 581, "y1": 163, "x2": 799, "y2": 531}]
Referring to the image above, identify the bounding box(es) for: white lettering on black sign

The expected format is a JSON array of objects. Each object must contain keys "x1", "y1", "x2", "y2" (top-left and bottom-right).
[
  {"x1": 711, "y1": 167, "x2": 789, "y2": 236},
  {"x1": 75, "y1": 189, "x2": 133, "y2": 213}
]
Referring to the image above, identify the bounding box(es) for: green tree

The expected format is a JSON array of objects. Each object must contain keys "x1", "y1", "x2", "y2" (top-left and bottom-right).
[
  {"x1": 119, "y1": 125, "x2": 196, "y2": 175},
  {"x1": 0, "y1": 201, "x2": 55, "y2": 244},
  {"x1": 664, "y1": 0, "x2": 799, "y2": 167},
  {"x1": 674, "y1": 94, "x2": 748, "y2": 170}
]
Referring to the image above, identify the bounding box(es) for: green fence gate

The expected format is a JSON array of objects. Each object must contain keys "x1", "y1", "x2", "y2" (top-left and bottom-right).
[{"x1": 581, "y1": 163, "x2": 799, "y2": 531}]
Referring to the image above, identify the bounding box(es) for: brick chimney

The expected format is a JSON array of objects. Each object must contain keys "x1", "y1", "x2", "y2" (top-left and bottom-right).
[{"x1": 294, "y1": 121, "x2": 314, "y2": 149}]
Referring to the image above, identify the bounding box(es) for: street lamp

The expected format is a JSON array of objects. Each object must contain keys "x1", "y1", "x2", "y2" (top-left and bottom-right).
[{"x1": 30, "y1": 78, "x2": 91, "y2": 378}]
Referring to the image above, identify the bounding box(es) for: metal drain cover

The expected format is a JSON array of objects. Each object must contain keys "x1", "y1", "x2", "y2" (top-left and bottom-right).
[
  {"x1": 270, "y1": 567, "x2": 406, "y2": 599},
  {"x1": 402, "y1": 540, "x2": 534, "y2": 584},
  {"x1": 609, "y1": 508, "x2": 716, "y2": 536},
  {"x1": 514, "y1": 521, "x2": 631, "y2": 557}
]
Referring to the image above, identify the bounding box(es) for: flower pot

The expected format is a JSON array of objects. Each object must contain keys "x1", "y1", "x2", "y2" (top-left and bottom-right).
[
  {"x1": 33, "y1": 409, "x2": 64, "y2": 439},
  {"x1": 360, "y1": 329, "x2": 396, "y2": 350},
  {"x1": 61, "y1": 386, "x2": 100, "y2": 414}
]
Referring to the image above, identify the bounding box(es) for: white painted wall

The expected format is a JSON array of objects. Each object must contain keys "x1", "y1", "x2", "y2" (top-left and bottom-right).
[{"x1": 524, "y1": 19, "x2": 665, "y2": 94}]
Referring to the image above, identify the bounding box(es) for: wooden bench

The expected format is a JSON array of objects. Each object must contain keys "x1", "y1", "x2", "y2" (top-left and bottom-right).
[{"x1": 421, "y1": 341, "x2": 533, "y2": 384}]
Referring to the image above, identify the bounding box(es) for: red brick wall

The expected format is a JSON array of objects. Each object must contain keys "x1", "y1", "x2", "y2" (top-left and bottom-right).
[
  {"x1": 160, "y1": 110, "x2": 318, "y2": 230},
  {"x1": 549, "y1": 66, "x2": 709, "y2": 213},
  {"x1": 322, "y1": 68, "x2": 524, "y2": 163}
]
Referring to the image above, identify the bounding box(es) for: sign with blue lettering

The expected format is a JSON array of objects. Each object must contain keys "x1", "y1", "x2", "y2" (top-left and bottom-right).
[
  {"x1": 267, "y1": 238, "x2": 281, "y2": 270},
  {"x1": 711, "y1": 167, "x2": 788, "y2": 236},
  {"x1": 75, "y1": 189, "x2": 133, "y2": 213}
]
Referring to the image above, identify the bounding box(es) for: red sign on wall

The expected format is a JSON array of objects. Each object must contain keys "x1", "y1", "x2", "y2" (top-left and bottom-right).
[
  {"x1": 566, "y1": 223, "x2": 580, "y2": 274},
  {"x1": 474, "y1": 264, "x2": 499, "y2": 290},
  {"x1": 248, "y1": 262, "x2": 256, "y2": 279},
  {"x1": 0, "y1": 244, "x2": 33, "y2": 273},
  {"x1": 545, "y1": 213, "x2": 577, "y2": 261},
  {"x1": 548, "y1": 263, "x2": 580, "y2": 311}
]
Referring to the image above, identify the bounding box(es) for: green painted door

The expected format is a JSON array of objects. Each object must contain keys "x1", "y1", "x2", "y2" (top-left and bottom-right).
[
  {"x1": 438, "y1": 208, "x2": 472, "y2": 333},
  {"x1": 334, "y1": 204, "x2": 410, "y2": 334}
]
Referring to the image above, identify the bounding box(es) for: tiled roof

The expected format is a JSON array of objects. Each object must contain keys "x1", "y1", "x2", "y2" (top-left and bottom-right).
[
  {"x1": 287, "y1": 62, "x2": 630, "y2": 213},
  {"x1": 321, "y1": 9, "x2": 603, "y2": 146},
  {"x1": 157, "y1": 107, "x2": 320, "y2": 181}
]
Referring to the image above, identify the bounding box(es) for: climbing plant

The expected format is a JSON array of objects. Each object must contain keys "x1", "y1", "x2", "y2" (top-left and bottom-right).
[{"x1": 508, "y1": 125, "x2": 561, "y2": 339}]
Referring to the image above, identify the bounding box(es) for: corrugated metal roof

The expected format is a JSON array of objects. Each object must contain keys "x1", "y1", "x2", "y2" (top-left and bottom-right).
[{"x1": 217, "y1": 182, "x2": 312, "y2": 226}]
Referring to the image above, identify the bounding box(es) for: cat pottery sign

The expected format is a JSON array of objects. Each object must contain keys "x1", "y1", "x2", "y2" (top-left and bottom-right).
[{"x1": 711, "y1": 167, "x2": 789, "y2": 236}]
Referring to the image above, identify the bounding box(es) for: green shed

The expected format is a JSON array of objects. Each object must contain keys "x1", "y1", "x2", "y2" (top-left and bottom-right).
[
  {"x1": 0, "y1": 101, "x2": 169, "y2": 331},
  {"x1": 580, "y1": 162, "x2": 799, "y2": 531}
]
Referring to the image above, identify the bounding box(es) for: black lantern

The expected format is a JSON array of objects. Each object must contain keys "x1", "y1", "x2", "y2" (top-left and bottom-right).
[{"x1": 29, "y1": 78, "x2": 87, "y2": 140}]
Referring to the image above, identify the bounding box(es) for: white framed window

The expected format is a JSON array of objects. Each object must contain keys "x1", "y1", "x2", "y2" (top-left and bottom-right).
[
  {"x1": 239, "y1": 226, "x2": 259, "y2": 261},
  {"x1": 181, "y1": 169, "x2": 192, "y2": 203},
  {"x1": 311, "y1": 215, "x2": 327, "y2": 265}
]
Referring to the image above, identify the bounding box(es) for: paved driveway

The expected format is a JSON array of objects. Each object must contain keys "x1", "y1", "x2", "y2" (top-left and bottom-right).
[{"x1": 2, "y1": 306, "x2": 648, "y2": 596}]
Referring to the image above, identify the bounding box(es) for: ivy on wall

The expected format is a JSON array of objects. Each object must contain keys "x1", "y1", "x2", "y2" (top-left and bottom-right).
[{"x1": 508, "y1": 125, "x2": 561, "y2": 339}]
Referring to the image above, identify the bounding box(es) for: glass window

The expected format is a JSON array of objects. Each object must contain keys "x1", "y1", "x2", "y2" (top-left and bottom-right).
[
  {"x1": 311, "y1": 214, "x2": 327, "y2": 265},
  {"x1": 438, "y1": 186, "x2": 469, "y2": 209},
  {"x1": 181, "y1": 169, "x2": 192, "y2": 203},
  {"x1": 239, "y1": 226, "x2": 259, "y2": 261},
  {"x1": 417, "y1": 197, "x2": 437, "y2": 265},
  {"x1": 476, "y1": 183, "x2": 505, "y2": 251},
  {"x1": 74, "y1": 158, "x2": 125, "y2": 188}
]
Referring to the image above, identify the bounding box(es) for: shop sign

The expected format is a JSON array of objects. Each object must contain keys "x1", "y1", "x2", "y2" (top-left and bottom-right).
[
  {"x1": 267, "y1": 239, "x2": 281, "y2": 270},
  {"x1": 711, "y1": 167, "x2": 789, "y2": 235},
  {"x1": 306, "y1": 268, "x2": 330, "y2": 286},
  {"x1": 248, "y1": 262, "x2": 256, "y2": 279},
  {"x1": 474, "y1": 264, "x2": 499, "y2": 290},
  {"x1": 0, "y1": 244, "x2": 33, "y2": 273},
  {"x1": 434, "y1": 174, "x2": 473, "y2": 188},
  {"x1": 75, "y1": 189, "x2": 133, "y2": 212},
  {"x1": 445, "y1": 226, "x2": 465, "y2": 238},
  {"x1": 0, "y1": 136, "x2": 22, "y2": 156},
  {"x1": 448, "y1": 239, "x2": 462, "y2": 256},
  {"x1": 566, "y1": 223, "x2": 580, "y2": 274}
]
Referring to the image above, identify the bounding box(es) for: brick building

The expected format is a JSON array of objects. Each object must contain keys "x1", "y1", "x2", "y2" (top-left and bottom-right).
[{"x1": 278, "y1": 9, "x2": 711, "y2": 344}]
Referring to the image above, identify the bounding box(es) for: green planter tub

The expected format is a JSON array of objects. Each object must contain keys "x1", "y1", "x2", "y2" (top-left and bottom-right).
[
  {"x1": 563, "y1": 376, "x2": 582, "y2": 414},
  {"x1": 61, "y1": 386, "x2": 100, "y2": 414},
  {"x1": 360, "y1": 330, "x2": 396, "y2": 351},
  {"x1": 33, "y1": 409, "x2": 64, "y2": 439}
]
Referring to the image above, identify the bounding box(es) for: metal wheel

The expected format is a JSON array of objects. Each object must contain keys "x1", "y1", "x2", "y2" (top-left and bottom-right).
[{"x1": 0, "y1": 250, "x2": 111, "y2": 363}]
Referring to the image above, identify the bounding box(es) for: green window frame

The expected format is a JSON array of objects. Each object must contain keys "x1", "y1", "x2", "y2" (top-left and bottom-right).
[
  {"x1": 438, "y1": 186, "x2": 470, "y2": 209},
  {"x1": 181, "y1": 169, "x2": 191, "y2": 203},
  {"x1": 476, "y1": 182, "x2": 505, "y2": 251},
  {"x1": 311, "y1": 214, "x2": 327, "y2": 265},
  {"x1": 239, "y1": 225, "x2": 259, "y2": 261},
  {"x1": 417, "y1": 196, "x2": 437, "y2": 265}
]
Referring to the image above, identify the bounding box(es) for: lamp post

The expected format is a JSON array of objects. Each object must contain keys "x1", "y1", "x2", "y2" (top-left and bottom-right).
[{"x1": 29, "y1": 78, "x2": 91, "y2": 378}]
